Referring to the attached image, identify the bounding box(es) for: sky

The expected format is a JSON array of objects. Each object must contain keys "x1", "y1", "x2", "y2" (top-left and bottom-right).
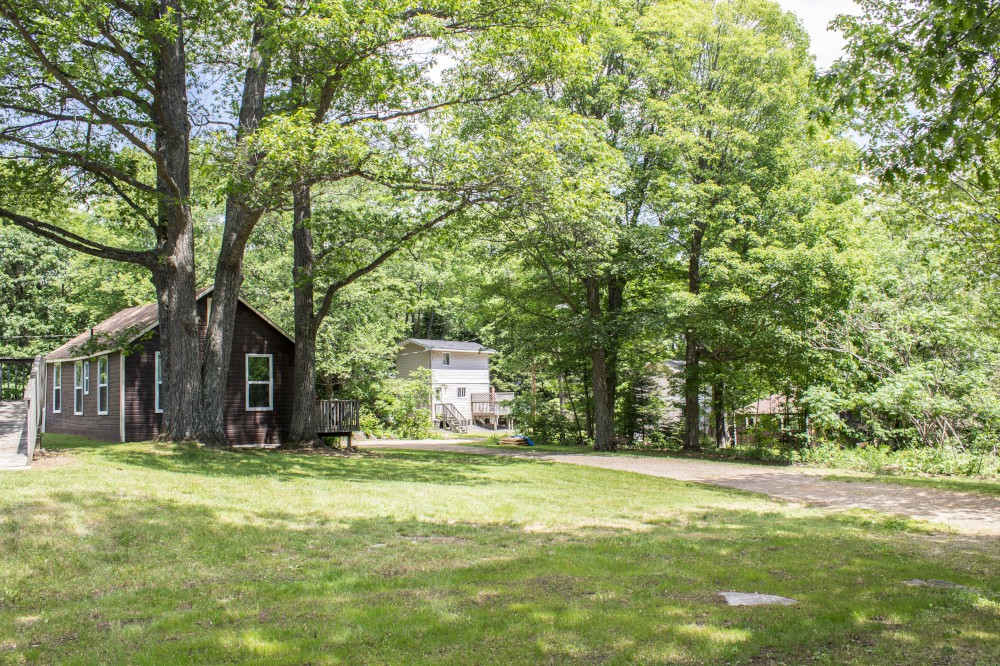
[{"x1": 775, "y1": 0, "x2": 861, "y2": 69}]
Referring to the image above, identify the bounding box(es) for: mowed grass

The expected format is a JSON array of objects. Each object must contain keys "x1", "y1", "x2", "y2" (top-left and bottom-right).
[{"x1": 1, "y1": 436, "x2": 998, "y2": 664}]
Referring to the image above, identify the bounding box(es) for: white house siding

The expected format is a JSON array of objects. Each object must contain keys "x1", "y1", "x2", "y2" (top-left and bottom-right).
[
  {"x1": 396, "y1": 343, "x2": 430, "y2": 378},
  {"x1": 430, "y1": 350, "x2": 489, "y2": 372},
  {"x1": 397, "y1": 345, "x2": 494, "y2": 422},
  {"x1": 434, "y1": 382, "x2": 490, "y2": 419}
]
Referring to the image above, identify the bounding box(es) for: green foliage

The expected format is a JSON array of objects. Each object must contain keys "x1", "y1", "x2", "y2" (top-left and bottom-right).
[
  {"x1": 806, "y1": 207, "x2": 1000, "y2": 450},
  {"x1": 830, "y1": 0, "x2": 1000, "y2": 185},
  {"x1": 363, "y1": 368, "x2": 433, "y2": 439},
  {"x1": 793, "y1": 442, "x2": 1000, "y2": 479}
]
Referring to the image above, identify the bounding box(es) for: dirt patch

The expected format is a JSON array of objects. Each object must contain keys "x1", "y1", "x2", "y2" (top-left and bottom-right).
[{"x1": 28, "y1": 448, "x2": 77, "y2": 469}]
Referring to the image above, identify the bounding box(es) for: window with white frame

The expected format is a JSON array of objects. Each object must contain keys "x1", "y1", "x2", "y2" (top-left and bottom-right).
[
  {"x1": 97, "y1": 356, "x2": 109, "y2": 415},
  {"x1": 83, "y1": 360, "x2": 90, "y2": 395},
  {"x1": 154, "y1": 351, "x2": 164, "y2": 413},
  {"x1": 52, "y1": 363, "x2": 62, "y2": 413},
  {"x1": 457, "y1": 387, "x2": 466, "y2": 398},
  {"x1": 73, "y1": 361, "x2": 84, "y2": 415},
  {"x1": 245, "y1": 354, "x2": 273, "y2": 411},
  {"x1": 443, "y1": 352, "x2": 450, "y2": 366}
]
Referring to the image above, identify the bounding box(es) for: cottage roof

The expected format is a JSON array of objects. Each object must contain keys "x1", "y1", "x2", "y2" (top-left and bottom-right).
[
  {"x1": 404, "y1": 338, "x2": 497, "y2": 354},
  {"x1": 47, "y1": 287, "x2": 292, "y2": 361},
  {"x1": 740, "y1": 395, "x2": 794, "y2": 415}
]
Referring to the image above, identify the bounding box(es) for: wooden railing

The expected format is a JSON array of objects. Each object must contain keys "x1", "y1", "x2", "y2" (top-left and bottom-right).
[
  {"x1": 434, "y1": 402, "x2": 465, "y2": 422},
  {"x1": 24, "y1": 356, "x2": 44, "y2": 464},
  {"x1": 434, "y1": 402, "x2": 469, "y2": 432},
  {"x1": 470, "y1": 392, "x2": 515, "y2": 416},
  {"x1": 315, "y1": 399, "x2": 360, "y2": 434}
]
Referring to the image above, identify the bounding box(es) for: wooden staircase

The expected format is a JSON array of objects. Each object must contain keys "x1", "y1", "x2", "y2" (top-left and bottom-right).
[{"x1": 434, "y1": 402, "x2": 470, "y2": 433}]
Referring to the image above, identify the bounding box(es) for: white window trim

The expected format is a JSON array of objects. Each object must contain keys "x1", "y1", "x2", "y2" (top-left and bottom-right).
[
  {"x1": 52, "y1": 362, "x2": 62, "y2": 413},
  {"x1": 97, "y1": 355, "x2": 109, "y2": 415},
  {"x1": 83, "y1": 360, "x2": 90, "y2": 395},
  {"x1": 73, "y1": 361, "x2": 83, "y2": 415},
  {"x1": 457, "y1": 387, "x2": 466, "y2": 398},
  {"x1": 154, "y1": 351, "x2": 163, "y2": 414},
  {"x1": 245, "y1": 353, "x2": 273, "y2": 412},
  {"x1": 443, "y1": 352, "x2": 450, "y2": 366}
]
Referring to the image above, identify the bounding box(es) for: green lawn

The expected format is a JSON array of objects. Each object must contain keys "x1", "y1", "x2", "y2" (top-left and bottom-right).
[
  {"x1": 820, "y1": 473, "x2": 1000, "y2": 497},
  {"x1": 2, "y1": 436, "x2": 998, "y2": 664}
]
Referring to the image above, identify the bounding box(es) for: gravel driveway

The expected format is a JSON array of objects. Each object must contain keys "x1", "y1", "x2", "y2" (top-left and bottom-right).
[{"x1": 361, "y1": 440, "x2": 1000, "y2": 536}]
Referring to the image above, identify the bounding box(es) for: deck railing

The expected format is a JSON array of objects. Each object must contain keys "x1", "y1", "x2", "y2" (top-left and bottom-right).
[
  {"x1": 315, "y1": 399, "x2": 360, "y2": 434},
  {"x1": 470, "y1": 392, "x2": 515, "y2": 416},
  {"x1": 23, "y1": 356, "x2": 43, "y2": 464}
]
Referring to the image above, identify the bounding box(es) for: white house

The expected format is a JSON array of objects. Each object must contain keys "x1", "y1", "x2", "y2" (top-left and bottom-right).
[{"x1": 396, "y1": 338, "x2": 513, "y2": 430}]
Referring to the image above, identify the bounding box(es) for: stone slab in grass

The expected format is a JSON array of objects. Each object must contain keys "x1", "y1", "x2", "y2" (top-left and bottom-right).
[{"x1": 719, "y1": 592, "x2": 798, "y2": 606}]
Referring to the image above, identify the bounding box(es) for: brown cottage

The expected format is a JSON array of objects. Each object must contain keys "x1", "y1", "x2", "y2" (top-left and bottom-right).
[{"x1": 43, "y1": 289, "x2": 296, "y2": 445}]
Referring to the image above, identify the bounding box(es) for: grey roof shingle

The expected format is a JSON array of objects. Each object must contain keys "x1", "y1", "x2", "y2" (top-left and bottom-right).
[
  {"x1": 47, "y1": 301, "x2": 160, "y2": 360},
  {"x1": 405, "y1": 338, "x2": 497, "y2": 354},
  {"x1": 47, "y1": 287, "x2": 292, "y2": 361}
]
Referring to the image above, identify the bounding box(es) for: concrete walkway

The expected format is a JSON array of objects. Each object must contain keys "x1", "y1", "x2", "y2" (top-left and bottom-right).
[
  {"x1": 0, "y1": 401, "x2": 29, "y2": 470},
  {"x1": 360, "y1": 440, "x2": 1000, "y2": 536}
]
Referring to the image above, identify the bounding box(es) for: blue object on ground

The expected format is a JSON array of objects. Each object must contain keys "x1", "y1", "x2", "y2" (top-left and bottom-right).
[{"x1": 520, "y1": 435, "x2": 535, "y2": 446}]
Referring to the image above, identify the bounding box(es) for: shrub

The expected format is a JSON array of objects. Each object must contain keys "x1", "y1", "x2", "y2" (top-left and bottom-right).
[{"x1": 363, "y1": 368, "x2": 432, "y2": 439}]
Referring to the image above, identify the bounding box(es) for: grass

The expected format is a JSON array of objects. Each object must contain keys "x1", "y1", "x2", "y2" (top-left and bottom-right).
[
  {"x1": 822, "y1": 473, "x2": 1000, "y2": 497},
  {"x1": 0, "y1": 435, "x2": 998, "y2": 664}
]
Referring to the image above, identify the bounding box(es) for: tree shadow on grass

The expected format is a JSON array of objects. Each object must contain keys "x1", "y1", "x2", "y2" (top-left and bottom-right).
[
  {"x1": 43, "y1": 435, "x2": 540, "y2": 485},
  {"x1": 3, "y1": 490, "x2": 998, "y2": 664}
]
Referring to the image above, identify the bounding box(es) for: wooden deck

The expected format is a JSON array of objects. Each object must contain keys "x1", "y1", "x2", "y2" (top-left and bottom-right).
[
  {"x1": 315, "y1": 399, "x2": 360, "y2": 435},
  {"x1": 470, "y1": 392, "x2": 515, "y2": 430},
  {"x1": 470, "y1": 392, "x2": 514, "y2": 417}
]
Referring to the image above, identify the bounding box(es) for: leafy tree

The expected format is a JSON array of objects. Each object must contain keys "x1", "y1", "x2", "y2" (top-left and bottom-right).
[
  {"x1": 806, "y1": 200, "x2": 1000, "y2": 451},
  {"x1": 830, "y1": 0, "x2": 1000, "y2": 187},
  {"x1": 1, "y1": 0, "x2": 206, "y2": 437}
]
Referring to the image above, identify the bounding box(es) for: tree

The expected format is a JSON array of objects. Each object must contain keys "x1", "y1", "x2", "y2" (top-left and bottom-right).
[
  {"x1": 830, "y1": 0, "x2": 1000, "y2": 187},
  {"x1": 262, "y1": 0, "x2": 591, "y2": 444},
  {"x1": 639, "y1": 0, "x2": 833, "y2": 449},
  {"x1": 1, "y1": 0, "x2": 205, "y2": 438}
]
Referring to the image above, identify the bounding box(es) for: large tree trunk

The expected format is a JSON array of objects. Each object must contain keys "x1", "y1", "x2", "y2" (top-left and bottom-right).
[
  {"x1": 288, "y1": 181, "x2": 319, "y2": 445},
  {"x1": 586, "y1": 278, "x2": 617, "y2": 451},
  {"x1": 197, "y1": 19, "x2": 271, "y2": 446},
  {"x1": 591, "y1": 346, "x2": 616, "y2": 451},
  {"x1": 152, "y1": 0, "x2": 199, "y2": 441},
  {"x1": 683, "y1": 330, "x2": 701, "y2": 450},
  {"x1": 682, "y1": 224, "x2": 705, "y2": 451},
  {"x1": 712, "y1": 381, "x2": 728, "y2": 448}
]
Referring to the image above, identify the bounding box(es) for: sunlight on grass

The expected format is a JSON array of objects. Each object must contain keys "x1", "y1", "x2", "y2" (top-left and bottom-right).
[{"x1": 0, "y1": 435, "x2": 998, "y2": 663}]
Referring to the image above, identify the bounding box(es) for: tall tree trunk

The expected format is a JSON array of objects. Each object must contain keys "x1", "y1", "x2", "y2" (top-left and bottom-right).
[
  {"x1": 712, "y1": 381, "x2": 728, "y2": 448},
  {"x1": 683, "y1": 224, "x2": 705, "y2": 451},
  {"x1": 197, "y1": 18, "x2": 270, "y2": 445},
  {"x1": 152, "y1": 0, "x2": 199, "y2": 441},
  {"x1": 683, "y1": 330, "x2": 701, "y2": 450},
  {"x1": 288, "y1": 181, "x2": 319, "y2": 445},
  {"x1": 587, "y1": 278, "x2": 616, "y2": 451}
]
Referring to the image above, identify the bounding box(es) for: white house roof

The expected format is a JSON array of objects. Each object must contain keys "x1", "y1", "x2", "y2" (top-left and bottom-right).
[{"x1": 405, "y1": 338, "x2": 497, "y2": 354}]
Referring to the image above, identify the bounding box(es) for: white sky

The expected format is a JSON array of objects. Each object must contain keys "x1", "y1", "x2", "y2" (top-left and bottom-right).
[{"x1": 776, "y1": 0, "x2": 861, "y2": 69}]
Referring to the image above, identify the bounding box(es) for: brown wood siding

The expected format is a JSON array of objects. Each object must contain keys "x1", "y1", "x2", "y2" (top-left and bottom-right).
[
  {"x1": 45, "y1": 353, "x2": 122, "y2": 443},
  {"x1": 123, "y1": 328, "x2": 163, "y2": 442},
  {"x1": 123, "y1": 297, "x2": 294, "y2": 444}
]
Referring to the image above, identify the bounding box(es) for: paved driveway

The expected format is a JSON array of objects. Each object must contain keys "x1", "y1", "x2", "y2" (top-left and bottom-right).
[{"x1": 361, "y1": 440, "x2": 1000, "y2": 536}]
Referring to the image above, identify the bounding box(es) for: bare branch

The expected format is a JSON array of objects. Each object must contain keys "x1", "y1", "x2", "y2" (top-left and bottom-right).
[{"x1": 0, "y1": 205, "x2": 155, "y2": 265}]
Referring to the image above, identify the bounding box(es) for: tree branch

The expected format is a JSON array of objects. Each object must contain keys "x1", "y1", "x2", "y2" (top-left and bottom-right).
[{"x1": 0, "y1": 206, "x2": 155, "y2": 265}]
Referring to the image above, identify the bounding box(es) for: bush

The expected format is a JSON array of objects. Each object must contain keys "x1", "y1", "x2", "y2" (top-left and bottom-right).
[
  {"x1": 792, "y1": 441, "x2": 1000, "y2": 478},
  {"x1": 363, "y1": 368, "x2": 432, "y2": 439}
]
